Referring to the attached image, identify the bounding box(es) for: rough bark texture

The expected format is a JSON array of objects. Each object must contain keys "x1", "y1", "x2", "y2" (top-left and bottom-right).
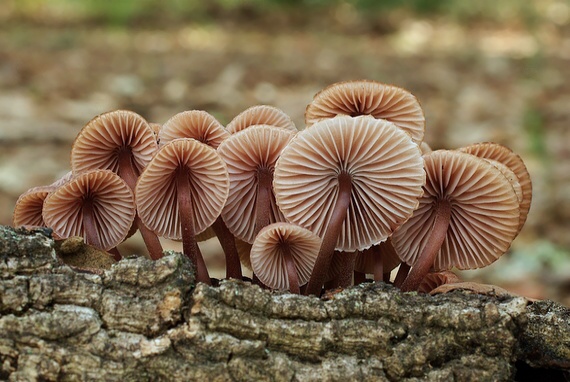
[{"x1": 1, "y1": 225, "x2": 569, "y2": 381}]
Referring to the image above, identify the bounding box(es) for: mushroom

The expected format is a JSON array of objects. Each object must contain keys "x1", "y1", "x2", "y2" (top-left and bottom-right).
[
  {"x1": 250, "y1": 222, "x2": 320, "y2": 294},
  {"x1": 217, "y1": 125, "x2": 295, "y2": 243},
  {"x1": 226, "y1": 105, "x2": 297, "y2": 134},
  {"x1": 42, "y1": 169, "x2": 136, "y2": 260},
  {"x1": 13, "y1": 185, "x2": 55, "y2": 229},
  {"x1": 354, "y1": 238, "x2": 401, "y2": 283},
  {"x1": 273, "y1": 115, "x2": 425, "y2": 296},
  {"x1": 392, "y1": 150, "x2": 521, "y2": 292},
  {"x1": 459, "y1": 142, "x2": 532, "y2": 232},
  {"x1": 304, "y1": 80, "x2": 425, "y2": 143},
  {"x1": 417, "y1": 270, "x2": 461, "y2": 294},
  {"x1": 158, "y1": 110, "x2": 241, "y2": 278},
  {"x1": 71, "y1": 110, "x2": 163, "y2": 260},
  {"x1": 135, "y1": 138, "x2": 230, "y2": 285}
]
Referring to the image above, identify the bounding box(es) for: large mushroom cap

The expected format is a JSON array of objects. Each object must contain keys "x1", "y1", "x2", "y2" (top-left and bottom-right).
[
  {"x1": 305, "y1": 80, "x2": 425, "y2": 143},
  {"x1": 135, "y1": 138, "x2": 229, "y2": 240},
  {"x1": 392, "y1": 150, "x2": 520, "y2": 271},
  {"x1": 226, "y1": 105, "x2": 297, "y2": 134},
  {"x1": 459, "y1": 142, "x2": 532, "y2": 232},
  {"x1": 250, "y1": 222, "x2": 320, "y2": 290},
  {"x1": 217, "y1": 125, "x2": 295, "y2": 243},
  {"x1": 42, "y1": 169, "x2": 136, "y2": 251},
  {"x1": 159, "y1": 110, "x2": 230, "y2": 149},
  {"x1": 71, "y1": 110, "x2": 158, "y2": 176},
  {"x1": 273, "y1": 115, "x2": 425, "y2": 252},
  {"x1": 13, "y1": 185, "x2": 55, "y2": 228}
]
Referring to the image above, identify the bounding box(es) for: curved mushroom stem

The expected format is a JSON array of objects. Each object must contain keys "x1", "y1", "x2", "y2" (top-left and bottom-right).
[
  {"x1": 281, "y1": 243, "x2": 300, "y2": 294},
  {"x1": 108, "y1": 247, "x2": 122, "y2": 262},
  {"x1": 211, "y1": 216, "x2": 243, "y2": 280},
  {"x1": 400, "y1": 199, "x2": 452, "y2": 292},
  {"x1": 255, "y1": 167, "x2": 273, "y2": 236},
  {"x1": 82, "y1": 199, "x2": 103, "y2": 252},
  {"x1": 305, "y1": 172, "x2": 352, "y2": 296},
  {"x1": 176, "y1": 168, "x2": 211, "y2": 285},
  {"x1": 118, "y1": 149, "x2": 164, "y2": 260}
]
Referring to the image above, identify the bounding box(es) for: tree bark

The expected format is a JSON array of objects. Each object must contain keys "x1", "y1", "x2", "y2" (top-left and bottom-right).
[{"x1": 1, "y1": 225, "x2": 568, "y2": 381}]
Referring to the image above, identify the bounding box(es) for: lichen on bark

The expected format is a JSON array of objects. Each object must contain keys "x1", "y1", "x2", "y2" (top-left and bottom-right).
[{"x1": 1, "y1": 225, "x2": 569, "y2": 381}]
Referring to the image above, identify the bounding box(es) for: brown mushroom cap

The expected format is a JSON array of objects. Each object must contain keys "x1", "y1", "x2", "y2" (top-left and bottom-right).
[
  {"x1": 42, "y1": 169, "x2": 136, "y2": 251},
  {"x1": 226, "y1": 105, "x2": 297, "y2": 134},
  {"x1": 273, "y1": 115, "x2": 425, "y2": 252},
  {"x1": 135, "y1": 138, "x2": 229, "y2": 240},
  {"x1": 71, "y1": 110, "x2": 158, "y2": 177},
  {"x1": 13, "y1": 185, "x2": 55, "y2": 228},
  {"x1": 159, "y1": 110, "x2": 230, "y2": 149},
  {"x1": 305, "y1": 80, "x2": 425, "y2": 143},
  {"x1": 250, "y1": 222, "x2": 320, "y2": 290},
  {"x1": 217, "y1": 125, "x2": 295, "y2": 243},
  {"x1": 392, "y1": 150, "x2": 520, "y2": 271},
  {"x1": 459, "y1": 142, "x2": 532, "y2": 232}
]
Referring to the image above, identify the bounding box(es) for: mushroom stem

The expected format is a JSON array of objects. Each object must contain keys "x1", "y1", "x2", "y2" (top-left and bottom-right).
[
  {"x1": 393, "y1": 263, "x2": 410, "y2": 288},
  {"x1": 305, "y1": 172, "x2": 352, "y2": 296},
  {"x1": 118, "y1": 149, "x2": 164, "y2": 260},
  {"x1": 176, "y1": 168, "x2": 211, "y2": 285},
  {"x1": 108, "y1": 247, "x2": 122, "y2": 261},
  {"x1": 400, "y1": 199, "x2": 452, "y2": 292},
  {"x1": 354, "y1": 270, "x2": 366, "y2": 285},
  {"x1": 211, "y1": 216, "x2": 243, "y2": 280},
  {"x1": 82, "y1": 199, "x2": 103, "y2": 251},
  {"x1": 373, "y1": 245, "x2": 384, "y2": 282},
  {"x1": 255, "y1": 167, "x2": 273, "y2": 236},
  {"x1": 334, "y1": 250, "x2": 358, "y2": 288},
  {"x1": 281, "y1": 243, "x2": 300, "y2": 294}
]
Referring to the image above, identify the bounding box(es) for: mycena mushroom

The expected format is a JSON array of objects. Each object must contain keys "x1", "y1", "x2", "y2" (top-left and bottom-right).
[
  {"x1": 273, "y1": 115, "x2": 425, "y2": 296},
  {"x1": 135, "y1": 138, "x2": 230, "y2": 285},
  {"x1": 226, "y1": 105, "x2": 297, "y2": 134}
]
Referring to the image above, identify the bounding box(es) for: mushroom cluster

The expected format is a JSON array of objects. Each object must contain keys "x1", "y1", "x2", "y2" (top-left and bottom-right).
[{"x1": 12, "y1": 80, "x2": 532, "y2": 296}]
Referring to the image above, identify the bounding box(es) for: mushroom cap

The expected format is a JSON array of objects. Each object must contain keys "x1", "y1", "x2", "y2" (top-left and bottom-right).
[
  {"x1": 459, "y1": 142, "x2": 532, "y2": 232},
  {"x1": 420, "y1": 141, "x2": 433, "y2": 155},
  {"x1": 418, "y1": 270, "x2": 460, "y2": 294},
  {"x1": 135, "y1": 138, "x2": 229, "y2": 240},
  {"x1": 217, "y1": 125, "x2": 296, "y2": 243},
  {"x1": 305, "y1": 80, "x2": 425, "y2": 143},
  {"x1": 250, "y1": 222, "x2": 321, "y2": 290},
  {"x1": 71, "y1": 110, "x2": 158, "y2": 176},
  {"x1": 354, "y1": 238, "x2": 401, "y2": 274},
  {"x1": 13, "y1": 185, "x2": 55, "y2": 228},
  {"x1": 273, "y1": 115, "x2": 425, "y2": 252},
  {"x1": 392, "y1": 150, "x2": 520, "y2": 271},
  {"x1": 159, "y1": 110, "x2": 230, "y2": 149},
  {"x1": 42, "y1": 169, "x2": 136, "y2": 251},
  {"x1": 226, "y1": 105, "x2": 297, "y2": 134}
]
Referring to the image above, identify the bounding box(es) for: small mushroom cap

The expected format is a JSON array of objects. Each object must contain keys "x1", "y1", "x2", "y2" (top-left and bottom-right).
[
  {"x1": 218, "y1": 125, "x2": 296, "y2": 243},
  {"x1": 13, "y1": 185, "x2": 55, "y2": 228},
  {"x1": 135, "y1": 138, "x2": 229, "y2": 240},
  {"x1": 226, "y1": 105, "x2": 297, "y2": 134},
  {"x1": 305, "y1": 80, "x2": 425, "y2": 143},
  {"x1": 71, "y1": 110, "x2": 158, "y2": 176},
  {"x1": 392, "y1": 150, "x2": 520, "y2": 271},
  {"x1": 354, "y1": 238, "x2": 401, "y2": 274},
  {"x1": 159, "y1": 110, "x2": 230, "y2": 149},
  {"x1": 420, "y1": 141, "x2": 433, "y2": 155},
  {"x1": 418, "y1": 270, "x2": 461, "y2": 294},
  {"x1": 459, "y1": 142, "x2": 532, "y2": 232},
  {"x1": 42, "y1": 169, "x2": 136, "y2": 251},
  {"x1": 274, "y1": 115, "x2": 425, "y2": 252},
  {"x1": 250, "y1": 222, "x2": 321, "y2": 290}
]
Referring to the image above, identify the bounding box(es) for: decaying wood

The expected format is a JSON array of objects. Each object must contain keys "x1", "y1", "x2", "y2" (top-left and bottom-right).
[{"x1": 1, "y1": 226, "x2": 569, "y2": 381}]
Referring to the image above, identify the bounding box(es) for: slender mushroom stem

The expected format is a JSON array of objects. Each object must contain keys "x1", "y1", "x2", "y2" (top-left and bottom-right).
[
  {"x1": 372, "y1": 245, "x2": 384, "y2": 282},
  {"x1": 354, "y1": 270, "x2": 367, "y2": 285},
  {"x1": 255, "y1": 167, "x2": 273, "y2": 236},
  {"x1": 393, "y1": 262, "x2": 410, "y2": 288},
  {"x1": 305, "y1": 172, "x2": 352, "y2": 296},
  {"x1": 82, "y1": 199, "x2": 104, "y2": 252},
  {"x1": 118, "y1": 149, "x2": 164, "y2": 260},
  {"x1": 333, "y1": 250, "x2": 358, "y2": 288},
  {"x1": 211, "y1": 216, "x2": 243, "y2": 280},
  {"x1": 400, "y1": 199, "x2": 452, "y2": 292},
  {"x1": 280, "y1": 243, "x2": 300, "y2": 294},
  {"x1": 176, "y1": 168, "x2": 211, "y2": 285}
]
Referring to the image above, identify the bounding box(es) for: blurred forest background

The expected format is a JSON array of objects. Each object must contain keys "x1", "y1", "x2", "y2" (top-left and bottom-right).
[{"x1": 1, "y1": 0, "x2": 569, "y2": 305}]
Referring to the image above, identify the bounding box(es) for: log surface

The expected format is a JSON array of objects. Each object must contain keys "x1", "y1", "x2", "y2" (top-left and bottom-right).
[{"x1": 1, "y1": 226, "x2": 569, "y2": 381}]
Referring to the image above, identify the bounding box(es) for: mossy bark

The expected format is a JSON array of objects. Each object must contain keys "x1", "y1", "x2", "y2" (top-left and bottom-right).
[{"x1": 1, "y1": 226, "x2": 568, "y2": 381}]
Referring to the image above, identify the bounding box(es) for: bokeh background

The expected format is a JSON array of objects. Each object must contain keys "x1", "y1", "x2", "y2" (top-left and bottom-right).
[{"x1": 1, "y1": 0, "x2": 569, "y2": 305}]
